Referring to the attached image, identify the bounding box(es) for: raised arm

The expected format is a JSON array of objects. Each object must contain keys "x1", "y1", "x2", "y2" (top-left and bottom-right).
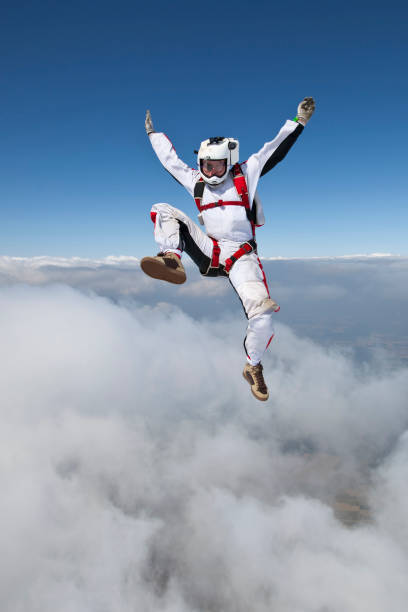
[
  {"x1": 245, "y1": 97, "x2": 315, "y2": 184},
  {"x1": 145, "y1": 110, "x2": 198, "y2": 195}
]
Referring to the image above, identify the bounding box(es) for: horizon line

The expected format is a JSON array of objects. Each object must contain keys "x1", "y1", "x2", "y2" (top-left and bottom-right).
[{"x1": 0, "y1": 252, "x2": 405, "y2": 268}]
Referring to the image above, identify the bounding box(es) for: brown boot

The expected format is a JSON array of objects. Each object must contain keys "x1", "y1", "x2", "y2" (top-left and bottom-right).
[
  {"x1": 242, "y1": 363, "x2": 269, "y2": 401},
  {"x1": 140, "y1": 252, "x2": 186, "y2": 285}
]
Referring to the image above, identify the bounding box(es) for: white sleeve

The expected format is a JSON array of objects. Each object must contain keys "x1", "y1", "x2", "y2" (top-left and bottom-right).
[
  {"x1": 244, "y1": 119, "x2": 304, "y2": 202},
  {"x1": 149, "y1": 132, "x2": 198, "y2": 196}
]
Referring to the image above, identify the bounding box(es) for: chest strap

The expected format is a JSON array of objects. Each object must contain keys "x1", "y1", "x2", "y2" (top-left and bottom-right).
[{"x1": 198, "y1": 200, "x2": 248, "y2": 212}]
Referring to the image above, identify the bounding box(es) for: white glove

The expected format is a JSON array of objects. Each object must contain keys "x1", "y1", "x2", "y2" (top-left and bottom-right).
[
  {"x1": 145, "y1": 109, "x2": 155, "y2": 135},
  {"x1": 297, "y1": 97, "x2": 315, "y2": 125}
]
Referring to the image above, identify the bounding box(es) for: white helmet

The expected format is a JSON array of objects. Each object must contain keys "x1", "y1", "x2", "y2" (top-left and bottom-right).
[{"x1": 196, "y1": 136, "x2": 239, "y2": 185}]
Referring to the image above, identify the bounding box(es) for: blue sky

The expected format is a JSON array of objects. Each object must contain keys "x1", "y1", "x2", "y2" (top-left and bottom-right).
[{"x1": 1, "y1": 0, "x2": 407, "y2": 257}]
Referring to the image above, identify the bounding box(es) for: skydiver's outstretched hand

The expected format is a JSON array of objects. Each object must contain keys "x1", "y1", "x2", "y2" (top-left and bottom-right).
[
  {"x1": 145, "y1": 109, "x2": 155, "y2": 135},
  {"x1": 297, "y1": 97, "x2": 315, "y2": 125}
]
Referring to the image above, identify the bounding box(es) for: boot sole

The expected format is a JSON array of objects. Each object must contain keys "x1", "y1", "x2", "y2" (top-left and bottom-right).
[
  {"x1": 140, "y1": 257, "x2": 186, "y2": 285},
  {"x1": 242, "y1": 371, "x2": 269, "y2": 402}
]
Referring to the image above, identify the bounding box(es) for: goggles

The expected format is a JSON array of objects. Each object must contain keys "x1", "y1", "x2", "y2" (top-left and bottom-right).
[{"x1": 200, "y1": 159, "x2": 227, "y2": 178}]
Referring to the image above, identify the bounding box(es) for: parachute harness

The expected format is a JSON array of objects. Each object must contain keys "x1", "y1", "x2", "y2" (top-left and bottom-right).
[{"x1": 193, "y1": 163, "x2": 257, "y2": 276}]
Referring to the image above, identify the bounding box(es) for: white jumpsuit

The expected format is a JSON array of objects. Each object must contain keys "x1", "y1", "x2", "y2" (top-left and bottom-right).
[{"x1": 148, "y1": 119, "x2": 303, "y2": 365}]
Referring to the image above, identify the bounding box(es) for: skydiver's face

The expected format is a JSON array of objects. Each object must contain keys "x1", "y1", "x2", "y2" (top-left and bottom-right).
[{"x1": 200, "y1": 159, "x2": 227, "y2": 178}]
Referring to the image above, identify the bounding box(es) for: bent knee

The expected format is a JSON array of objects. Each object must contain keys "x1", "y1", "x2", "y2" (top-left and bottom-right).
[
  {"x1": 151, "y1": 202, "x2": 174, "y2": 213},
  {"x1": 151, "y1": 203, "x2": 189, "y2": 225},
  {"x1": 235, "y1": 281, "x2": 272, "y2": 319}
]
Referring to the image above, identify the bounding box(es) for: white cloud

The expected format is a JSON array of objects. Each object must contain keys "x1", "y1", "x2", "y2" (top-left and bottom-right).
[
  {"x1": 262, "y1": 253, "x2": 400, "y2": 261},
  {"x1": 1, "y1": 253, "x2": 408, "y2": 371},
  {"x1": 1, "y1": 284, "x2": 408, "y2": 611},
  {"x1": 179, "y1": 276, "x2": 230, "y2": 297}
]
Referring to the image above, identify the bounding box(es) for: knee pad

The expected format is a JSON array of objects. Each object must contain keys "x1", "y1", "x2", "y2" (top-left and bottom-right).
[{"x1": 258, "y1": 297, "x2": 280, "y2": 314}]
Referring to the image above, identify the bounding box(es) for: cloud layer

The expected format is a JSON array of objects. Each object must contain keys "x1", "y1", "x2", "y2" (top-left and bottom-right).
[
  {"x1": 1, "y1": 283, "x2": 408, "y2": 611},
  {"x1": 1, "y1": 254, "x2": 408, "y2": 366}
]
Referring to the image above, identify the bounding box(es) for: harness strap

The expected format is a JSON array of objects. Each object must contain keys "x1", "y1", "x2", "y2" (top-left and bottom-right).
[
  {"x1": 224, "y1": 239, "x2": 257, "y2": 273},
  {"x1": 198, "y1": 200, "x2": 248, "y2": 212},
  {"x1": 210, "y1": 238, "x2": 221, "y2": 270},
  {"x1": 193, "y1": 165, "x2": 255, "y2": 237},
  {"x1": 203, "y1": 238, "x2": 225, "y2": 277},
  {"x1": 232, "y1": 164, "x2": 255, "y2": 237},
  {"x1": 194, "y1": 178, "x2": 205, "y2": 211},
  {"x1": 231, "y1": 164, "x2": 250, "y2": 210},
  {"x1": 204, "y1": 238, "x2": 257, "y2": 276}
]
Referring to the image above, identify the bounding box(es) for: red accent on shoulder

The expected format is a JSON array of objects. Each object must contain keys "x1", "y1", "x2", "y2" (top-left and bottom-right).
[{"x1": 150, "y1": 212, "x2": 157, "y2": 225}]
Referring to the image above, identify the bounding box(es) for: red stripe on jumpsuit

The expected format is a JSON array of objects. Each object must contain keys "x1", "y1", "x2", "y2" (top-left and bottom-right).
[
  {"x1": 256, "y1": 255, "x2": 280, "y2": 312},
  {"x1": 258, "y1": 257, "x2": 277, "y2": 352},
  {"x1": 266, "y1": 334, "x2": 275, "y2": 349},
  {"x1": 256, "y1": 256, "x2": 270, "y2": 298}
]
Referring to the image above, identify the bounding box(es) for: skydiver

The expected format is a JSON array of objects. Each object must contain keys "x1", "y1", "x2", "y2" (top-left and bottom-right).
[{"x1": 140, "y1": 98, "x2": 315, "y2": 401}]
